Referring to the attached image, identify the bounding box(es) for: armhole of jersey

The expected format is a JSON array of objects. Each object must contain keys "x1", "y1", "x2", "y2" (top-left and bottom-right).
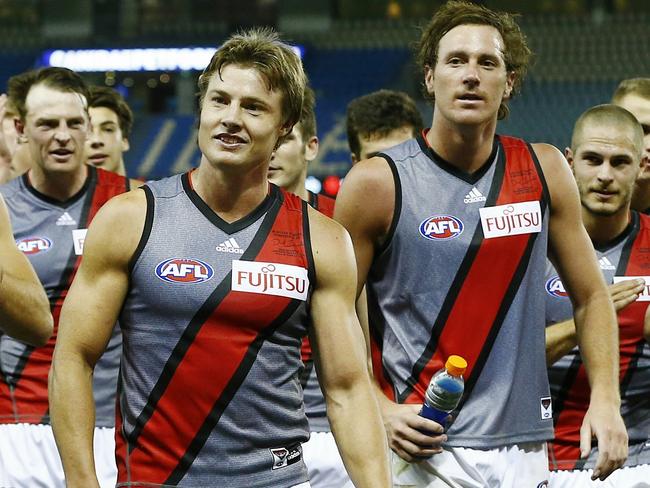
[
  {"x1": 302, "y1": 199, "x2": 317, "y2": 291},
  {"x1": 128, "y1": 185, "x2": 155, "y2": 274},
  {"x1": 527, "y1": 142, "x2": 552, "y2": 215},
  {"x1": 375, "y1": 153, "x2": 402, "y2": 258}
]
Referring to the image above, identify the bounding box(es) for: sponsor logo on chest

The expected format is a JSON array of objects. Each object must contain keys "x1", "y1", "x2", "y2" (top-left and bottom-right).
[
  {"x1": 419, "y1": 215, "x2": 464, "y2": 240},
  {"x1": 613, "y1": 276, "x2": 650, "y2": 301},
  {"x1": 479, "y1": 201, "x2": 541, "y2": 239},
  {"x1": 17, "y1": 236, "x2": 52, "y2": 255},
  {"x1": 72, "y1": 229, "x2": 87, "y2": 255},
  {"x1": 155, "y1": 258, "x2": 214, "y2": 284},
  {"x1": 545, "y1": 276, "x2": 568, "y2": 298},
  {"x1": 232, "y1": 260, "x2": 309, "y2": 301}
]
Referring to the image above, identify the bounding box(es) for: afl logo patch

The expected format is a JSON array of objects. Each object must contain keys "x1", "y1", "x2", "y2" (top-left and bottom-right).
[
  {"x1": 17, "y1": 237, "x2": 52, "y2": 255},
  {"x1": 545, "y1": 276, "x2": 567, "y2": 298},
  {"x1": 419, "y1": 215, "x2": 464, "y2": 240},
  {"x1": 155, "y1": 258, "x2": 214, "y2": 284}
]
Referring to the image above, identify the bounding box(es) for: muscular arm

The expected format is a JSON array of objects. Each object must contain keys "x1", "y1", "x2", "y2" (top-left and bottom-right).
[
  {"x1": 0, "y1": 194, "x2": 52, "y2": 345},
  {"x1": 334, "y1": 159, "x2": 446, "y2": 462},
  {"x1": 308, "y1": 208, "x2": 390, "y2": 487},
  {"x1": 536, "y1": 143, "x2": 628, "y2": 480},
  {"x1": 546, "y1": 279, "x2": 645, "y2": 365},
  {"x1": 49, "y1": 189, "x2": 146, "y2": 488}
]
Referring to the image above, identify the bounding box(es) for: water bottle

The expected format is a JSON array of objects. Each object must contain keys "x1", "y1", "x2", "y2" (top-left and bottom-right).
[{"x1": 420, "y1": 355, "x2": 467, "y2": 428}]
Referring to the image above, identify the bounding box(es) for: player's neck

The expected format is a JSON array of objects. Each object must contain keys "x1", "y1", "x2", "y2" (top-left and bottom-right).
[
  {"x1": 28, "y1": 165, "x2": 88, "y2": 202},
  {"x1": 427, "y1": 116, "x2": 496, "y2": 174},
  {"x1": 583, "y1": 206, "x2": 631, "y2": 247},
  {"x1": 116, "y1": 160, "x2": 126, "y2": 177},
  {"x1": 283, "y1": 176, "x2": 309, "y2": 201},
  {"x1": 192, "y1": 159, "x2": 269, "y2": 223}
]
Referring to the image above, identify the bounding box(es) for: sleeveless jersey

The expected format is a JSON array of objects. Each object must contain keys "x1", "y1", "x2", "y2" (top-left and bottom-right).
[
  {"x1": 116, "y1": 173, "x2": 315, "y2": 487},
  {"x1": 301, "y1": 191, "x2": 335, "y2": 432},
  {"x1": 368, "y1": 134, "x2": 553, "y2": 448},
  {"x1": 545, "y1": 211, "x2": 650, "y2": 470},
  {"x1": 0, "y1": 167, "x2": 128, "y2": 427}
]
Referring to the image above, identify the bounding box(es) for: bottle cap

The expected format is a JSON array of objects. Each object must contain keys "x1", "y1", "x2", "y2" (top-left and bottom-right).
[{"x1": 445, "y1": 355, "x2": 467, "y2": 376}]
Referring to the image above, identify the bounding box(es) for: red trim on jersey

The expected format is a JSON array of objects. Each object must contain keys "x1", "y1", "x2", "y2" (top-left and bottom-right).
[
  {"x1": 120, "y1": 192, "x2": 310, "y2": 484},
  {"x1": 0, "y1": 169, "x2": 129, "y2": 423},
  {"x1": 404, "y1": 136, "x2": 544, "y2": 403}
]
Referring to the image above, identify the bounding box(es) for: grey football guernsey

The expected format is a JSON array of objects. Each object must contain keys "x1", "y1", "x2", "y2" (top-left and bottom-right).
[
  {"x1": 0, "y1": 167, "x2": 128, "y2": 427},
  {"x1": 368, "y1": 133, "x2": 554, "y2": 448},
  {"x1": 116, "y1": 173, "x2": 314, "y2": 487},
  {"x1": 545, "y1": 211, "x2": 650, "y2": 470}
]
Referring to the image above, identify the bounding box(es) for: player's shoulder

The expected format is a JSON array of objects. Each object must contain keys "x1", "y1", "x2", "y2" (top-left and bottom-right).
[
  {"x1": 342, "y1": 156, "x2": 395, "y2": 194},
  {"x1": 91, "y1": 185, "x2": 147, "y2": 227},
  {"x1": 530, "y1": 142, "x2": 567, "y2": 170}
]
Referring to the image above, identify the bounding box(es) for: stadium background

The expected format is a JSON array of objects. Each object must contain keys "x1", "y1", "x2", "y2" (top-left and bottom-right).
[{"x1": 1, "y1": 0, "x2": 649, "y2": 193}]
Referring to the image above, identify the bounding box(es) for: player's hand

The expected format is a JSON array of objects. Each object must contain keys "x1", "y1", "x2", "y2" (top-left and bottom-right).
[
  {"x1": 609, "y1": 279, "x2": 645, "y2": 311},
  {"x1": 380, "y1": 401, "x2": 447, "y2": 462},
  {"x1": 580, "y1": 400, "x2": 628, "y2": 481}
]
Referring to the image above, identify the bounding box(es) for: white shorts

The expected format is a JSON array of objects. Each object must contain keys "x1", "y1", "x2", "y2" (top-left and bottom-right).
[
  {"x1": 302, "y1": 431, "x2": 354, "y2": 488},
  {"x1": 392, "y1": 442, "x2": 549, "y2": 488},
  {"x1": 0, "y1": 423, "x2": 116, "y2": 488},
  {"x1": 550, "y1": 464, "x2": 650, "y2": 487}
]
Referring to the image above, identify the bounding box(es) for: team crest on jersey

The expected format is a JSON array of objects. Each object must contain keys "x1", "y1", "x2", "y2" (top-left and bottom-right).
[
  {"x1": 419, "y1": 215, "x2": 464, "y2": 240},
  {"x1": 155, "y1": 258, "x2": 214, "y2": 284},
  {"x1": 16, "y1": 236, "x2": 52, "y2": 255},
  {"x1": 545, "y1": 276, "x2": 568, "y2": 298}
]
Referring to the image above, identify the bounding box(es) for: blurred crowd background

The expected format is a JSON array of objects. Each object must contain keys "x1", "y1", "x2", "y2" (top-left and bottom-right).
[{"x1": 2, "y1": 0, "x2": 649, "y2": 191}]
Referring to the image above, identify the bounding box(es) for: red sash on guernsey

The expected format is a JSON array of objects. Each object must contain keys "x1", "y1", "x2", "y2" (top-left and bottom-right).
[
  {"x1": 116, "y1": 190, "x2": 312, "y2": 485},
  {"x1": 550, "y1": 213, "x2": 650, "y2": 469},
  {"x1": 0, "y1": 168, "x2": 129, "y2": 423},
  {"x1": 401, "y1": 136, "x2": 547, "y2": 404}
]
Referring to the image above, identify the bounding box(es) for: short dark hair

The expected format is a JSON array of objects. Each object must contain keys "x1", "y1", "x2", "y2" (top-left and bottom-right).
[
  {"x1": 571, "y1": 104, "x2": 644, "y2": 158},
  {"x1": 346, "y1": 89, "x2": 423, "y2": 160},
  {"x1": 197, "y1": 27, "x2": 306, "y2": 130},
  {"x1": 612, "y1": 78, "x2": 650, "y2": 104},
  {"x1": 88, "y1": 86, "x2": 134, "y2": 138},
  {"x1": 8, "y1": 67, "x2": 90, "y2": 121},
  {"x1": 417, "y1": 0, "x2": 531, "y2": 120},
  {"x1": 297, "y1": 85, "x2": 316, "y2": 143}
]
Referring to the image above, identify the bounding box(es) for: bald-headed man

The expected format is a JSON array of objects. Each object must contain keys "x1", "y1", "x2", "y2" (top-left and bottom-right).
[
  {"x1": 612, "y1": 78, "x2": 650, "y2": 213},
  {"x1": 545, "y1": 104, "x2": 650, "y2": 487}
]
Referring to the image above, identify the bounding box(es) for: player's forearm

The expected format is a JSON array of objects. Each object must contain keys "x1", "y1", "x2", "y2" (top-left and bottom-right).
[
  {"x1": 545, "y1": 319, "x2": 577, "y2": 365},
  {"x1": 574, "y1": 294, "x2": 621, "y2": 403},
  {"x1": 327, "y1": 375, "x2": 391, "y2": 488},
  {"x1": 49, "y1": 354, "x2": 101, "y2": 487},
  {"x1": 0, "y1": 269, "x2": 53, "y2": 346}
]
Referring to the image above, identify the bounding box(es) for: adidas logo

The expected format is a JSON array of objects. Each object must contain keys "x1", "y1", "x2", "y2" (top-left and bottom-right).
[
  {"x1": 599, "y1": 256, "x2": 615, "y2": 270},
  {"x1": 463, "y1": 187, "x2": 486, "y2": 204},
  {"x1": 216, "y1": 237, "x2": 244, "y2": 254},
  {"x1": 56, "y1": 212, "x2": 77, "y2": 226}
]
